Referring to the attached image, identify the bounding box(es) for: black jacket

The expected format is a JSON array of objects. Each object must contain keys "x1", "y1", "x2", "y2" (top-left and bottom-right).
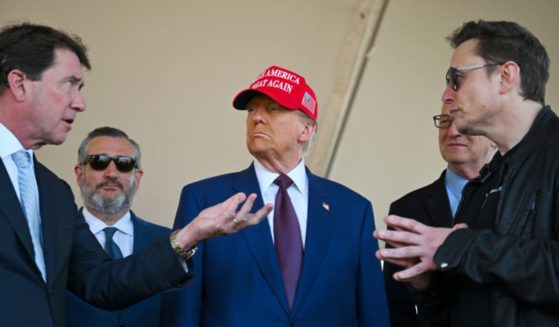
[
  {"x1": 385, "y1": 171, "x2": 453, "y2": 327},
  {"x1": 424, "y1": 106, "x2": 559, "y2": 326}
]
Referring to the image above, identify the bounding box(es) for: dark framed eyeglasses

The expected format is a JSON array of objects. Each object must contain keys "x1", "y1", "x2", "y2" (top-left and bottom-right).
[
  {"x1": 445, "y1": 63, "x2": 502, "y2": 91},
  {"x1": 433, "y1": 114, "x2": 452, "y2": 128},
  {"x1": 83, "y1": 154, "x2": 138, "y2": 172}
]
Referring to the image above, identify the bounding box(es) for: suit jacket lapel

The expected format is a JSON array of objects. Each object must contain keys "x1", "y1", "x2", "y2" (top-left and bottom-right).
[
  {"x1": 35, "y1": 160, "x2": 64, "y2": 285},
  {"x1": 424, "y1": 171, "x2": 454, "y2": 228},
  {"x1": 0, "y1": 159, "x2": 36, "y2": 265},
  {"x1": 292, "y1": 169, "x2": 335, "y2": 312},
  {"x1": 130, "y1": 212, "x2": 154, "y2": 252},
  {"x1": 131, "y1": 212, "x2": 145, "y2": 252},
  {"x1": 233, "y1": 165, "x2": 289, "y2": 312}
]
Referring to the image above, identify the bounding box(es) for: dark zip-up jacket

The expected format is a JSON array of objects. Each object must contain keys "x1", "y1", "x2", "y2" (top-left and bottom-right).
[{"x1": 420, "y1": 106, "x2": 559, "y2": 327}]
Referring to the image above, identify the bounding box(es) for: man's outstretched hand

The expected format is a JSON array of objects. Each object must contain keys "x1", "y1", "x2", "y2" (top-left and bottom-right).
[{"x1": 176, "y1": 193, "x2": 273, "y2": 250}]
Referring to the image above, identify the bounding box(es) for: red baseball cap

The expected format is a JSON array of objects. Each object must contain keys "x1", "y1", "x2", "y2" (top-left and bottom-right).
[{"x1": 232, "y1": 65, "x2": 318, "y2": 121}]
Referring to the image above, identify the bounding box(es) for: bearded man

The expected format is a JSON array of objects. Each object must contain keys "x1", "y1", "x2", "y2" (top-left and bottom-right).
[{"x1": 65, "y1": 126, "x2": 171, "y2": 327}]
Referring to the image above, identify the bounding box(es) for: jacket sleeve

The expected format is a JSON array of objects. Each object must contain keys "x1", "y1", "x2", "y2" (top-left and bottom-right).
[
  {"x1": 159, "y1": 185, "x2": 204, "y2": 327},
  {"x1": 67, "y1": 212, "x2": 193, "y2": 310},
  {"x1": 387, "y1": 201, "x2": 450, "y2": 327},
  {"x1": 385, "y1": 201, "x2": 421, "y2": 327},
  {"x1": 435, "y1": 227, "x2": 559, "y2": 307},
  {"x1": 359, "y1": 202, "x2": 391, "y2": 326}
]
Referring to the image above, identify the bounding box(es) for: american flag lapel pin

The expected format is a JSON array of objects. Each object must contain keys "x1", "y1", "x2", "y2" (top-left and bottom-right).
[{"x1": 322, "y1": 202, "x2": 330, "y2": 211}]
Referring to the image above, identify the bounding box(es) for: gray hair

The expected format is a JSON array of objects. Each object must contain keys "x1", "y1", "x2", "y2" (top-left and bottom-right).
[{"x1": 295, "y1": 110, "x2": 318, "y2": 156}]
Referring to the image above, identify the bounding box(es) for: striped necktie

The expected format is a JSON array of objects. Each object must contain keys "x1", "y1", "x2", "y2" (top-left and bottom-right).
[{"x1": 12, "y1": 150, "x2": 46, "y2": 281}]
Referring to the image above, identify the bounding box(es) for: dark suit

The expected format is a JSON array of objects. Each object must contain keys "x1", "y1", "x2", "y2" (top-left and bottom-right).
[
  {"x1": 0, "y1": 157, "x2": 191, "y2": 327},
  {"x1": 65, "y1": 211, "x2": 171, "y2": 327},
  {"x1": 384, "y1": 171, "x2": 453, "y2": 327},
  {"x1": 160, "y1": 164, "x2": 389, "y2": 327}
]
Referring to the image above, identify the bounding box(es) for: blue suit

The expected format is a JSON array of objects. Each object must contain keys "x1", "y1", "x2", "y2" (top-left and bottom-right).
[
  {"x1": 160, "y1": 164, "x2": 389, "y2": 326},
  {"x1": 65, "y1": 211, "x2": 171, "y2": 327}
]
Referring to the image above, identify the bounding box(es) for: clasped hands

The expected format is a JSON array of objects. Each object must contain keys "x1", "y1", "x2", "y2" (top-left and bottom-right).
[
  {"x1": 373, "y1": 215, "x2": 466, "y2": 289},
  {"x1": 175, "y1": 193, "x2": 273, "y2": 251}
]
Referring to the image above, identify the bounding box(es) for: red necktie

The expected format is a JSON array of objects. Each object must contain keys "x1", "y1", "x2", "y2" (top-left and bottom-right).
[{"x1": 274, "y1": 174, "x2": 303, "y2": 308}]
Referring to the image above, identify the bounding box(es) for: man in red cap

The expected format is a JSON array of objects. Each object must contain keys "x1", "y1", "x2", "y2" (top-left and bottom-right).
[{"x1": 161, "y1": 65, "x2": 389, "y2": 326}]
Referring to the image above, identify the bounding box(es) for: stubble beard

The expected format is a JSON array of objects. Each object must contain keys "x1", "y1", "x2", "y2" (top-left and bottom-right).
[{"x1": 81, "y1": 177, "x2": 138, "y2": 215}]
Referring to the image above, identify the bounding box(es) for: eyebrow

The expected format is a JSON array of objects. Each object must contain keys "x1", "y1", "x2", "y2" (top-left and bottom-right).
[{"x1": 68, "y1": 75, "x2": 85, "y2": 90}]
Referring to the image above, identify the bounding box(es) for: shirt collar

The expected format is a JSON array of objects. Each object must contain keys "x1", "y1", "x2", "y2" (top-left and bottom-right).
[
  {"x1": 445, "y1": 166, "x2": 469, "y2": 197},
  {"x1": 82, "y1": 207, "x2": 133, "y2": 236},
  {"x1": 253, "y1": 159, "x2": 307, "y2": 195},
  {"x1": 0, "y1": 122, "x2": 32, "y2": 160}
]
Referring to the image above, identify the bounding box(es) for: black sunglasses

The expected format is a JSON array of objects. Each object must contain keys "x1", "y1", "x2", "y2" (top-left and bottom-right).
[
  {"x1": 83, "y1": 154, "x2": 138, "y2": 172},
  {"x1": 445, "y1": 63, "x2": 502, "y2": 91}
]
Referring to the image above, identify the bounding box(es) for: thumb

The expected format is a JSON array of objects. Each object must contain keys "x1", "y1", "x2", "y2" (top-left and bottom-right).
[{"x1": 452, "y1": 223, "x2": 468, "y2": 230}]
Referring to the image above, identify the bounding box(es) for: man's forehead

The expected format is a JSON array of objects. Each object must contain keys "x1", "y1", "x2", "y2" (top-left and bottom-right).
[
  {"x1": 48, "y1": 48, "x2": 85, "y2": 75},
  {"x1": 87, "y1": 136, "x2": 134, "y2": 152}
]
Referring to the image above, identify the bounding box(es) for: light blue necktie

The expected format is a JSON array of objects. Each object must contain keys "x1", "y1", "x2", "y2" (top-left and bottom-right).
[
  {"x1": 103, "y1": 227, "x2": 123, "y2": 259},
  {"x1": 12, "y1": 150, "x2": 46, "y2": 281}
]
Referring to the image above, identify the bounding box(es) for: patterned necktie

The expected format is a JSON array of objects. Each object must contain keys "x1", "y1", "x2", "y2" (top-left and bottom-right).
[
  {"x1": 11, "y1": 150, "x2": 47, "y2": 281},
  {"x1": 273, "y1": 174, "x2": 303, "y2": 309},
  {"x1": 103, "y1": 227, "x2": 123, "y2": 259}
]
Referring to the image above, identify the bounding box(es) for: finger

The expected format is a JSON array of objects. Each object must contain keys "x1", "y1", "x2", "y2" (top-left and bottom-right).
[
  {"x1": 231, "y1": 218, "x2": 243, "y2": 229},
  {"x1": 245, "y1": 202, "x2": 273, "y2": 226},
  {"x1": 394, "y1": 261, "x2": 432, "y2": 281},
  {"x1": 383, "y1": 239, "x2": 411, "y2": 249},
  {"x1": 377, "y1": 254, "x2": 418, "y2": 269},
  {"x1": 453, "y1": 223, "x2": 468, "y2": 230},
  {"x1": 384, "y1": 215, "x2": 431, "y2": 234},
  {"x1": 218, "y1": 193, "x2": 247, "y2": 222},
  {"x1": 377, "y1": 245, "x2": 427, "y2": 260},
  {"x1": 375, "y1": 229, "x2": 424, "y2": 246},
  {"x1": 223, "y1": 192, "x2": 247, "y2": 210},
  {"x1": 232, "y1": 193, "x2": 258, "y2": 224},
  {"x1": 215, "y1": 192, "x2": 246, "y2": 217}
]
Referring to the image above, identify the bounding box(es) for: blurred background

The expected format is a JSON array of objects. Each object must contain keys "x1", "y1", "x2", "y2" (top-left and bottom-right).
[{"x1": 2, "y1": 0, "x2": 558, "y2": 235}]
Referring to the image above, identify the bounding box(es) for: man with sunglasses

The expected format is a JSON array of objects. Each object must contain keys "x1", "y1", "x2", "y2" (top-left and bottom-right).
[
  {"x1": 0, "y1": 23, "x2": 271, "y2": 327},
  {"x1": 65, "y1": 127, "x2": 172, "y2": 327},
  {"x1": 383, "y1": 104, "x2": 494, "y2": 326},
  {"x1": 376, "y1": 20, "x2": 558, "y2": 326}
]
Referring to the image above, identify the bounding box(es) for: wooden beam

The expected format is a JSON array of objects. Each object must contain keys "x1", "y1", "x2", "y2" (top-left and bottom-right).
[{"x1": 307, "y1": 0, "x2": 388, "y2": 177}]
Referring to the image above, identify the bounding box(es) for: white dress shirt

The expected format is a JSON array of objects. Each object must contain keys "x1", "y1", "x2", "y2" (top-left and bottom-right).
[
  {"x1": 0, "y1": 122, "x2": 37, "y2": 201},
  {"x1": 82, "y1": 207, "x2": 134, "y2": 257},
  {"x1": 253, "y1": 159, "x2": 309, "y2": 246}
]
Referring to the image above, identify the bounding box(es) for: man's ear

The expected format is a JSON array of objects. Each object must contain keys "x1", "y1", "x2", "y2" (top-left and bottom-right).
[
  {"x1": 134, "y1": 169, "x2": 144, "y2": 187},
  {"x1": 298, "y1": 122, "x2": 316, "y2": 143},
  {"x1": 499, "y1": 61, "x2": 521, "y2": 95},
  {"x1": 74, "y1": 164, "x2": 84, "y2": 186},
  {"x1": 6, "y1": 69, "x2": 29, "y2": 101}
]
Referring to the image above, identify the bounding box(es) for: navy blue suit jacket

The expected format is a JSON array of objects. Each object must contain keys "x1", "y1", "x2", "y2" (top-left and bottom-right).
[
  {"x1": 65, "y1": 211, "x2": 171, "y2": 327},
  {"x1": 160, "y1": 164, "x2": 389, "y2": 327},
  {"x1": 383, "y1": 171, "x2": 453, "y2": 327},
  {"x1": 0, "y1": 157, "x2": 191, "y2": 327}
]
